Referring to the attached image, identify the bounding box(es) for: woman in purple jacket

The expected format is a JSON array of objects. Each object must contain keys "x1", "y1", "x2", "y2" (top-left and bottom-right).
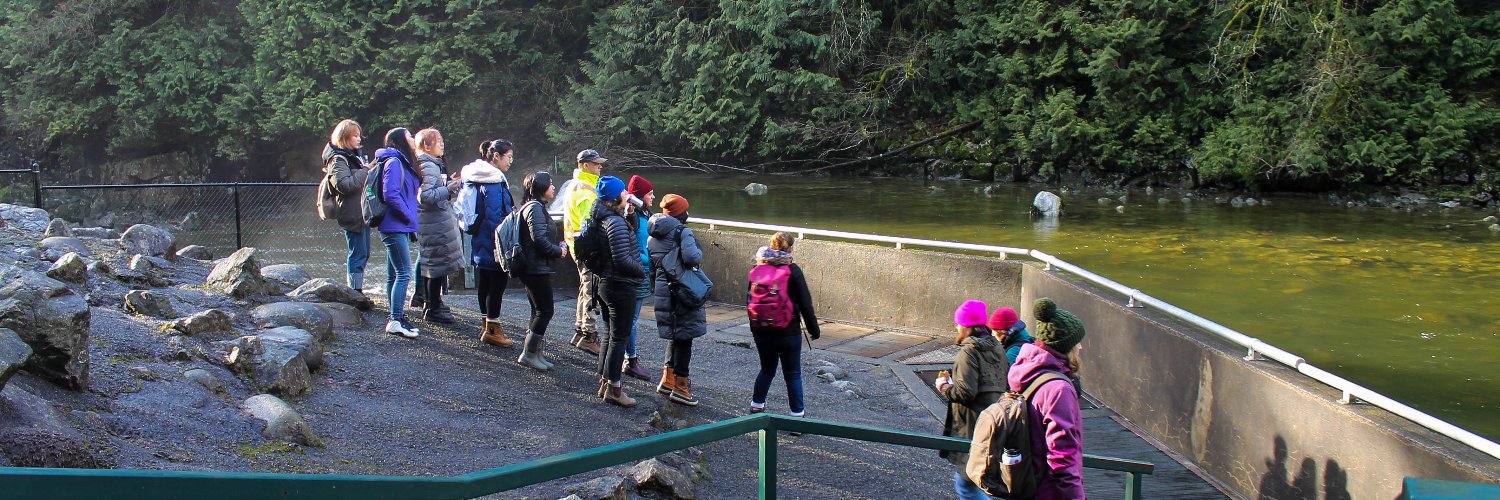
[
  {"x1": 373, "y1": 127, "x2": 422, "y2": 339},
  {"x1": 1007, "y1": 297, "x2": 1087, "y2": 499}
]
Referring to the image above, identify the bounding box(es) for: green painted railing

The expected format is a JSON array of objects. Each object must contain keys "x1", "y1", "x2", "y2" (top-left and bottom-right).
[
  {"x1": 0, "y1": 413, "x2": 1153, "y2": 499},
  {"x1": 1401, "y1": 477, "x2": 1500, "y2": 499}
]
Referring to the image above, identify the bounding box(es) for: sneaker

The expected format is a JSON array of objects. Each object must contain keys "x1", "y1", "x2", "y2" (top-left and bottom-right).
[
  {"x1": 786, "y1": 410, "x2": 805, "y2": 436},
  {"x1": 749, "y1": 403, "x2": 766, "y2": 415},
  {"x1": 385, "y1": 318, "x2": 419, "y2": 338}
]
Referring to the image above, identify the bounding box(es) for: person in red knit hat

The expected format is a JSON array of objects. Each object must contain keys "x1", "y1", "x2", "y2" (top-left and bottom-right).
[{"x1": 620, "y1": 174, "x2": 656, "y2": 381}]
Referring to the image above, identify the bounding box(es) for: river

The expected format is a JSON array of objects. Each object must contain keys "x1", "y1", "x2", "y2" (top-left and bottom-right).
[{"x1": 620, "y1": 170, "x2": 1499, "y2": 441}]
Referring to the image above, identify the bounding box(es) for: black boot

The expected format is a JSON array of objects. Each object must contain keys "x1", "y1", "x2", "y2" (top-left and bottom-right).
[{"x1": 410, "y1": 275, "x2": 427, "y2": 309}]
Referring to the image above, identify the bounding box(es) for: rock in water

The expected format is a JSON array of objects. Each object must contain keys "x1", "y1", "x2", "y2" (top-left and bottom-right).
[
  {"x1": 0, "y1": 204, "x2": 50, "y2": 233},
  {"x1": 251, "y1": 302, "x2": 334, "y2": 342},
  {"x1": 45, "y1": 253, "x2": 87, "y2": 284},
  {"x1": 119, "y1": 224, "x2": 175, "y2": 258},
  {"x1": 176, "y1": 245, "x2": 213, "y2": 260},
  {"x1": 261, "y1": 264, "x2": 312, "y2": 292},
  {"x1": 1032, "y1": 191, "x2": 1061, "y2": 216},
  {"x1": 171, "y1": 309, "x2": 233, "y2": 335},
  {"x1": 206, "y1": 247, "x2": 268, "y2": 299},
  {"x1": 240, "y1": 394, "x2": 322, "y2": 447},
  {"x1": 289, "y1": 278, "x2": 374, "y2": 310},
  {"x1": 123, "y1": 290, "x2": 176, "y2": 319},
  {"x1": 0, "y1": 328, "x2": 33, "y2": 391},
  {"x1": 0, "y1": 264, "x2": 90, "y2": 389},
  {"x1": 743, "y1": 183, "x2": 768, "y2": 195},
  {"x1": 43, "y1": 219, "x2": 71, "y2": 238}
]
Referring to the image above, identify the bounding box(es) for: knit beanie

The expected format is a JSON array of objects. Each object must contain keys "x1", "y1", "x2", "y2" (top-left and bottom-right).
[
  {"x1": 1032, "y1": 297, "x2": 1086, "y2": 353},
  {"x1": 626, "y1": 175, "x2": 654, "y2": 198},
  {"x1": 596, "y1": 175, "x2": 626, "y2": 202},
  {"x1": 987, "y1": 307, "x2": 1019, "y2": 332},
  {"x1": 660, "y1": 194, "x2": 689, "y2": 217},
  {"x1": 953, "y1": 300, "x2": 988, "y2": 328}
]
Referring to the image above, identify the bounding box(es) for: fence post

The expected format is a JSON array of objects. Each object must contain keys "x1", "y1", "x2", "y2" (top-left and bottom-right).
[
  {"x1": 758, "y1": 428, "x2": 777, "y2": 500},
  {"x1": 30, "y1": 160, "x2": 42, "y2": 209},
  {"x1": 232, "y1": 182, "x2": 243, "y2": 250}
]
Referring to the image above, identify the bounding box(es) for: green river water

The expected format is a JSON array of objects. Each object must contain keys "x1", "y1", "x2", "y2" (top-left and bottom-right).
[{"x1": 622, "y1": 170, "x2": 1500, "y2": 441}]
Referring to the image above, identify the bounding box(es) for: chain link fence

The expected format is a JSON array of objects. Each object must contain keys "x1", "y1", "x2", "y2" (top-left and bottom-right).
[{"x1": 40, "y1": 182, "x2": 390, "y2": 285}]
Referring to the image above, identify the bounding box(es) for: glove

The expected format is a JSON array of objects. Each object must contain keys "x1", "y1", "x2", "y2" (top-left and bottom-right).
[{"x1": 808, "y1": 327, "x2": 820, "y2": 340}]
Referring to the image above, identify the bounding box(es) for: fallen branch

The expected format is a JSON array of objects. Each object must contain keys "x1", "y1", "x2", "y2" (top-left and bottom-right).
[{"x1": 769, "y1": 121, "x2": 982, "y2": 176}]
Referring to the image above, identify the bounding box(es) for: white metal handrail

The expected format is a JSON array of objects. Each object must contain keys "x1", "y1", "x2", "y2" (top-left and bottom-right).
[{"x1": 673, "y1": 215, "x2": 1500, "y2": 460}]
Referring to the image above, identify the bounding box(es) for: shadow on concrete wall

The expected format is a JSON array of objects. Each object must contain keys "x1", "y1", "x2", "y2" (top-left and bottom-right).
[{"x1": 1257, "y1": 436, "x2": 1353, "y2": 500}]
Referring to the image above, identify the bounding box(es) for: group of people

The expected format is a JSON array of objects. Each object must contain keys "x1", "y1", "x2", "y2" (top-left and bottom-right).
[
  {"x1": 319, "y1": 120, "x2": 818, "y2": 414},
  {"x1": 938, "y1": 297, "x2": 1087, "y2": 499}
]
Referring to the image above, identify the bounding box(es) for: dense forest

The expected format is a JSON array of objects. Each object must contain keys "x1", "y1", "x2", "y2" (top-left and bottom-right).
[{"x1": 1, "y1": 0, "x2": 1496, "y2": 194}]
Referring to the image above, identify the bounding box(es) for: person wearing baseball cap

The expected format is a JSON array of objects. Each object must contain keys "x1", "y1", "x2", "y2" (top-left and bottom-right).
[{"x1": 556, "y1": 148, "x2": 608, "y2": 355}]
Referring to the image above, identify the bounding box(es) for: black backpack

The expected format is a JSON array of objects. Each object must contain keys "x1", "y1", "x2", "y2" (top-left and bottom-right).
[
  {"x1": 965, "y1": 371, "x2": 1072, "y2": 498},
  {"x1": 572, "y1": 212, "x2": 611, "y2": 273}
]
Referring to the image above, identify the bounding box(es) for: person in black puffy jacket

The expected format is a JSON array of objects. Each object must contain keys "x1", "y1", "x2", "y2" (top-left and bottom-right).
[
  {"x1": 591, "y1": 176, "x2": 644, "y2": 407},
  {"x1": 511, "y1": 171, "x2": 565, "y2": 371}
]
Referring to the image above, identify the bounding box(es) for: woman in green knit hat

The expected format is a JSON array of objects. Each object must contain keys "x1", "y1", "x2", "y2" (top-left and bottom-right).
[{"x1": 1008, "y1": 296, "x2": 1088, "y2": 498}]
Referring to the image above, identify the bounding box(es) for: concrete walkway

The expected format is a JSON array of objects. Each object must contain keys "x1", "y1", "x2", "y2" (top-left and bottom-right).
[{"x1": 455, "y1": 288, "x2": 1232, "y2": 498}]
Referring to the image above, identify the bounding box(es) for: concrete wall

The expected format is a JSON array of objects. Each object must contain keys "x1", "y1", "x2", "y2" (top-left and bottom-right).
[
  {"x1": 1022, "y1": 266, "x2": 1500, "y2": 500},
  {"x1": 691, "y1": 229, "x2": 1025, "y2": 333}
]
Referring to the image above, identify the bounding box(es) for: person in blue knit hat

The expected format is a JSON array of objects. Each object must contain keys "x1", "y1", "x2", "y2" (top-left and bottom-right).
[{"x1": 588, "y1": 175, "x2": 645, "y2": 407}]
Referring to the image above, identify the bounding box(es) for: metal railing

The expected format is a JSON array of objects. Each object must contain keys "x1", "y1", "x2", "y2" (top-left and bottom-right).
[
  {"x1": 686, "y1": 217, "x2": 1500, "y2": 461},
  {"x1": 0, "y1": 413, "x2": 1153, "y2": 499},
  {"x1": 40, "y1": 182, "x2": 318, "y2": 250},
  {"x1": 0, "y1": 160, "x2": 43, "y2": 207}
]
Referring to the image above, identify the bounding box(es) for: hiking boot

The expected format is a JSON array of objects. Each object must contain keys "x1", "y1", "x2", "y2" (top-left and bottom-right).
[
  {"x1": 623, "y1": 357, "x2": 651, "y2": 381},
  {"x1": 479, "y1": 320, "x2": 513, "y2": 347},
  {"x1": 656, "y1": 367, "x2": 676, "y2": 395},
  {"x1": 669, "y1": 376, "x2": 699, "y2": 407},
  {"x1": 604, "y1": 383, "x2": 637, "y2": 408},
  {"x1": 516, "y1": 332, "x2": 550, "y2": 371},
  {"x1": 385, "y1": 318, "x2": 419, "y2": 338},
  {"x1": 423, "y1": 308, "x2": 456, "y2": 324},
  {"x1": 596, "y1": 378, "x2": 610, "y2": 399},
  {"x1": 576, "y1": 332, "x2": 601, "y2": 356}
]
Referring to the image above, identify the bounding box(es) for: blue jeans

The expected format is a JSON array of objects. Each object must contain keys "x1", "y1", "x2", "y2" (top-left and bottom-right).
[
  {"x1": 954, "y1": 471, "x2": 991, "y2": 500},
  {"x1": 626, "y1": 296, "x2": 645, "y2": 358},
  {"x1": 344, "y1": 228, "x2": 369, "y2": 274},
  {"x1": 752, "y1": 331, "x2": 804, "y2": 413},
  {"x1": 381, "y1": 232, "x2": 413, "y2": 320}
]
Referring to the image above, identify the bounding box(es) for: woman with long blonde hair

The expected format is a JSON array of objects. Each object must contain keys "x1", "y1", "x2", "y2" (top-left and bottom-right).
[{"x1": 321, "y1": 119, "x2": 369, "y2": 290}]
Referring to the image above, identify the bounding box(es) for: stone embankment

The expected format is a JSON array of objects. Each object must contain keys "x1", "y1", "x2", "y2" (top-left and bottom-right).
[{"x1": 0, "y1": 202, "x2": 952, "y2": 498}]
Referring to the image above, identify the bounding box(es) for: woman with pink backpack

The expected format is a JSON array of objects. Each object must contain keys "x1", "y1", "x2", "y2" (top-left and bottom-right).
[{"x1": 746, "y1": 232, "x2": 820, "y2": 417}]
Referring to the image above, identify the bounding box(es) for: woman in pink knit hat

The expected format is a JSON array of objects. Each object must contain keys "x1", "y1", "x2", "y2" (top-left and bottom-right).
[{"x1": 936, "y1": 300, "x2": 1010, "y2": 500}]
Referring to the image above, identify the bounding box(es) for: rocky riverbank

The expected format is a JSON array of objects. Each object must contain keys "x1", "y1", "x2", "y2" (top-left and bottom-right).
[{"x1": 0, "y1": 203, "x2": 955, "y2": 498}]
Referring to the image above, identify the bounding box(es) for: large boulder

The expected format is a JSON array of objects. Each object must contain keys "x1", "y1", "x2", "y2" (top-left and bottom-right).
[
  {"x1": 251, "y1": 302, "x2": 333, "y2": 342},
  {"x1": 0, "y1": 204, "x2": 50, "y2": 233},
  {"x1": 206, "y1": 247, "x2": 269, "y2": 299},
  {"x1": 45, "y1": 252, "x2": 87, "y2": 284},
  {"x1": 260, "y1": 326, "x2": 324, "y2": 370},
  {"x1": 289, "y1": 278, "x2": 374, "y2": 310},
  {"x1": 0, "y1": 264, "x2": 90, "y2": 389},
  {"x1": 39, "y1": 236, "x2": 91, "y2": 261},
  {"x1": 312, "y1": 303, "x2": 364, "y2": 329},
  {"x1": 261, "y1": 264, "x2": 312, "y2": 292},
  {"x1": 0, "y1": 328, "x2": 32, "y2": 391},
  {"x1": 239, "y1": 394, "x2": 322, "y2": 447},
  {"x1": 631, "y1": 458, "x2": 696, "y2": 499},
  {"x1": 220, "y1": 335, "x2": 311, "y2": 396},
  {"x1": 123, "y1": 290, "x2": 176, "y2": 319},
  {"x1": 119, "y1": 224, "x2": 175, "y2": 258},
  {"x1": 170, "y1": 309, "x2": 233, "y2": 336},
  {"x1": 43, "y1": 219, "x2": 71, "y2": 238},
  {"x1": 176, "y1": 245, "x2": 213, "y2": 261}
]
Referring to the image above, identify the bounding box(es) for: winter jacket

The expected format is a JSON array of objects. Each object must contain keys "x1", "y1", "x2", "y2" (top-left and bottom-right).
[
  {"x1": 647, "y1": 214, "x2": 706, "y2": 341},
  {"x1": 511, "y1": 199, "x2": 563, "y2": 275},
  {"x1": 1008, "y1": 343, "x2": 1084, "y2": 500},
  {"x1": 373, "y1": 147, "x2": 420, "y2": 234},
  {"x1": 459, "y1": 159, "x2": 514, "y2": 271},
  {"x1": 556, "y1": 168, "x2": 600, "y2": 252},
  {"x1": 1001, "y1": 321, "x2": 1035, "y2": 365},
  {"x1": 632, "y1": 208, "x2": 654, "y2": 299},
  {"x1": 321, "y1": 143, "x2": 367, "y2": 232},
  {"x1": 939, "y1": 333, "x2": 1009, "y2": 466},
  {"x1": 592, "y1": 203, "x2": 644, "y2": 285},
  {"x1": 745, "y1": 256, "x2": 820, "y2": 339},
  {"x1": 415, "y1": 153, "x2": 464, "y2": 278}
]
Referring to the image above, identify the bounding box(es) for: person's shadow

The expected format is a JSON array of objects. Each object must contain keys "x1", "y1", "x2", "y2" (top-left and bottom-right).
[{"x1": 1255, "y1": 436, "x2": 1353, "y2": 499}]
